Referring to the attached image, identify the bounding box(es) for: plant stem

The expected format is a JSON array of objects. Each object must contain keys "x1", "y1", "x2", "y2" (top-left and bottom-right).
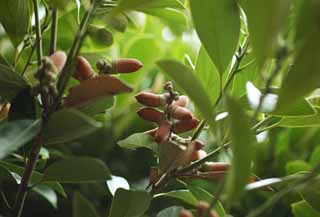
[
  {"x1": 49, "y1": 7, "x2": 58, "y2": 55},
  {"x1": 32, "y1": 0, "x2": 43, "y2": 66}
]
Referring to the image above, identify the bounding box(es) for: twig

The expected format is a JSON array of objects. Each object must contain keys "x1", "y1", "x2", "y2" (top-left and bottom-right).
[
  {"x1": 32, "y1": 0, "x2": 43, "y2": 66},
  {"x1": 49, "y1": 7, "x2": 58, "y2": 55}
]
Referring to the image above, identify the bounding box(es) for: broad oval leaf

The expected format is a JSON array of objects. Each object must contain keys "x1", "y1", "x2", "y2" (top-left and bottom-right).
[
  {"x1": 117, "y1": 132, "x2": 157, "y2": 151},
  {"x1": 42, "y1": 157, "x2": 111, "y2": 183},
  {"x1": 43, "y1": 109, "x2": 103, "y2": 145},
  {"x1": 108, "y1": 188, "x2": 151, "y2": 217},
  {"x1": 190, "y1": 0, "x2": 240, "y2": 74},
  {"x1": 277, "y1": 30, "x2": 320, "y2": 111},
  {"x1": 0, "y1": 64, "x2": 28, "y2": 101},
  {"x1": 242, "y1": 0, "x2": 291, "y2": 68},
  {"x1": 73, "y1": 192, "x2": 100, "y2": 217},
  {"x1": 64, "y1": 75, "x2": 132, "y2": 108},
  {"x1": 225, "y1": 97, "x2": 255, "y2": 202},
  {"x1": 106, "y1": 175, "x2": 130, "y2": 196},
  {"x1": 0, "y1": 119, "x2": 41, "y2": 159},
  {"x1": 0, "y1": 0, "x2": 32, "y2": 46}
]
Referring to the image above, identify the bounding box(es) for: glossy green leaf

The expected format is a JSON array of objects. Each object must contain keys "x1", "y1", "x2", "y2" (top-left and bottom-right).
[
  {"x1": 0, "y1": 0, "x2": 32, "y2": 46},
  {"x1": 156, "y1": 206, "x2": 183, "y2": 217},
  {"x1": 300, "y1": 180, "x2": 320, "y2": 212},
  {"x1": 0, "y1": 119, "x2": 41, "y2": 159},
  {"x1": 73, "y1": 192, "x2": 100, "y2": 217},
  {"x1": 117, "y1": 133, "x2": 157, "y2": 151},
  {"x1": 108, "y1": 188, "x2": 151, "y2": 217},
  {"x1": 190, "y1": 0, "x2": 240, "y2": 74},
  {"x1": 292, "y1": 200, "x2": 320, "y2": 217},
  {"x1": 154, "y1": 190, "x2": 198, "y2": 207},
  {"x1": 33, "y1": 185, "x2": 58, "y2": 209},
  {"x1": 242, "y1": 0, "x2": 291, "y2": 68},
  {"x1": 42, "y1": 157, "x2": 111, "y2": 183},
  {"x1": 86, "y1": 26, "x2": 113, "y2": 49},
  {"x1": 276, "y1": 108, "x2": 320, "y2": 128},
  {"x1": 78, "y1": 96, "x2": 114, "y2": 116},
  {"x1": 157, "y1": 60, "x2": 214, "y2": 127},
  {"x1": 286, "y1": 160, "x2": 311, "y2": 175},
  {"x1": 0, "y1": 165, "x2": 17, "y2": 183},
  {"x1": 43, "y1": 109, "x2": 103, "y2": 145},
  {"x1": 225, "y1": 97, "x2": 255, "y2": 202},
  {"x1": 0, "y1": 64, "x2": 28, "y2": 101},
  {"x1": 195, "y1": 46, "x2": 220, "y2": 105},
  {"x1": 106, "y1": 175, "x2": 130, "y2": 196},
  {"x1": 277, "y1": 30, "x2": 320, "y2": 111}
]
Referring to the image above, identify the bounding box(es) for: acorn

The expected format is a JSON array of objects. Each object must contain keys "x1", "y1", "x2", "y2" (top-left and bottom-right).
[
  {"x1": 154, "y1": 120, "x2": 172, "y2": 143},
  {"x1": 50, "y1": 50, "x2": 67, "y2": 72},
  {"x1": 202, "y1": 162, "x2": 230, "y2": 172},
  {"x1": 173, "y1": 95, "x2": 189, "y2": 107},
  {"x1": 173, "y1": 118, "x2": 200, "y2": 134},
  {"x1": 137, "y1": 107, "x2": 164, "y2": 123},
  {"x1": 74, "y1": 56, "x2": 94, "y2": 81},
  {"x1": 135, "y1": 92, "x2": 168, "y2": 107},
  {"x1": 169, "y1": 105, "x2": 193, "y2": 120}
]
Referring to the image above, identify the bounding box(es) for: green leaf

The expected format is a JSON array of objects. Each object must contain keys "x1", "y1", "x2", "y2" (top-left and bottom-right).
[
  {"x1": 157, "y1": 60, "x2": 214, "y2": 128},
  {"x1": 276, "y1": 108, "x2": 320, "y2": 128},
  {"x1": 286, "y1": 160, "x2": 311, "y2": 175},
  {"x1": 108, "y1": 188, "x2": 151, "y2": 217},
  {"x1": 242, "y1": 0, "x2": 291, "y2": 68},
  {"x1": 0, "y1": 165, "x2": 17, "y2": 183},
  {"x1": 0, "y1": 160, "x2": 66, "y2": 197},
  {"x1": 78, "y1": 96, "x2": 114, "y2": 116},
  {"x1": 0, "y1": 0, "x2": 32, "y2": 46},
  {"x1": 154, "y1": 190, "x2": 198, "y2": 207},
  {"x1": 86, "y1": 26, "x2": 113, "y2": 49},
  {"x1": 73, "y1": 192, "x2": 100, "y2": 217},
  {"x1": 156, "y1": 206, "x2": 183, "y2": 217},
  {"x1": 190, "y1": 0, "x2": 240, "y2": 74},
  {"x1": 118, "y1": 133, "x2": 157, "y2": 151},
  {"x1": 310, "y1": 146, "x2": 320, "y2": 168},
  {"x1": 187, "y1": 185, "x2": 226, "y2": 217},
  {"x1": 195, "y1": 46, "x2": 220, "y2": 105},
  {"x1": 292, "y1": 200, "x2": 320, "y2": 217},
  {"x1": 225, "y1": 97, "x2": 255, "y2": 203},
  {"x1": 300, "y1": 180, "x2": 320, "y2": 212},
  {"x1": 33, "y1": 185, "x2": 58, "y2": 209},
  {"x1": 106, "y1": 175, "x2": 130, "y2": 196},
  {"x1": 0, "y1": 119, "x2": 41, "y2": 159},
  {"x1": 42, "y1": 157, "x2": 111, "y2": 183},
  {"x1": 0, "y1": 64, "x2": 28, "y2": 101},
  {"x1": 43, "y1": 109, "x2": 103, "y2": 145},
  {"x1": 277, "y1": 30, "x2": 320, "y2": 111}
]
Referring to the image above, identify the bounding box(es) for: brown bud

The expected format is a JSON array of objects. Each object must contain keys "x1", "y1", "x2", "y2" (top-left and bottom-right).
[
  {"x1": 143, "y1": 128, "x2": 157, "y2": 137},
  {"x1": 193, "y1": 140, "x2": 205, "y2": 150},
  {"x1": 173, "y1": 118, "x2": 199, "y2": 133},
  {"x1": 135, "y1": 92, "x2": 167, "y2": 107},
  {"x1": 180, "y1": 210, "x2": 193, "y2": 217},
  {"x1": 74, "y1": 56, "x2": 94, "y2": 81},
  {"x1": 203, "y1": 162, "x2": 230, "y2": 172},
  {"x1": 169, "y1": 105, "x2": 193, "y2": 120},
  {"x1": 155, "y1": 120, "x2": 172, "y2": 143},
  {"x1": 197, "y1": 201, "x2": 210, "y2": 216},
  {"x1": 0, "y1": 103, "x2": 10, "y2": 120},
  {"x1": 112, "y1": 58, "x2": 143, "y2": 73},
  {"x1": 137, "y1": 107, "x2": 164, "y2": 123},
  {"x1": 173, "y1": 95, "x2": 189, "y2": 107},
  {"x1": 191, "y1": 150, "x2": 207, "y2": 161},
  {"x1": 209, "y1": 210, "x2": 219, "y2": 217},
  {"x1": 50, "y1": 51, "x2": 67, "y2": 72},
  {"x1": 149, "y1": 167, "x2": 158, "y2": 184}
]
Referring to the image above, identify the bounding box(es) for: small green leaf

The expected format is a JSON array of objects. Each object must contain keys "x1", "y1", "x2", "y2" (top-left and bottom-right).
[
  {"x1": 156, "y1": 206, "x2": 183, "y2": 217},
  {"x1": 242, "y1": 0, "x2": 291, "y2": 68},
  {"x1": 190, "y1": 0, "x2": 240, "y2": 74},
  {"x1": 0, "y1": 165, "x2": 17, "y2": 183},
  {"x1": 86, "y1": 26, "x2": 113, "y2": 49},
  {"x1": 0, "y1": 0, "x2": 32, "y2": 46},
  {"x1": 0, "y1": 119, "x2": 41, "y2": 159},
  {"x1": 108, "y1": 188, "x2": 151, "y2": 217},
  {"x1": 225, "y1": 97, "x2": 255, "y2": 203},
  {"x1": 118, "y1": 133, "x2": 157, "y2": 151},
  {"x1": 73, "y1": 192, "x2": 100, "y2": 217},
  {"x1": 43, "y1": 109, "x2": 103, "y2": 145},
  {"x1": 277, "y1": 30, "x2": 320, "y2": 111},
  {"x1": 157, "y1": 60, "x2": 214, "y2": 128},
  {"x1": 33, "y1": 185, "x2": 58, "y2": 209},
  {"x1": 292, "y1": 200, "x2": 320, "y2": 217},
  {"x1": 154, "y1": 190, "x2": 198, "y2": 207},
  {"x1": 195, "y1": 46, "x2": 220, "y2": 105},
  {"x1": 106, "y1": 175, "x2": 130, "y2": 196},
  {"x1": 78, "y1": 96, "x2": 114, "y2": 116},
  {"x1": 276, "y1": 108, "x2": 320, "y2": 128},
  {"x1": 286, "y1": 160, "x2": 311, "y2": 175},
  {"x1": 0, "y1": 64, "x2": 28, "y2": 101},
  {"x1": 42, "y1": 157, "x2": 111, "y2": 183}
]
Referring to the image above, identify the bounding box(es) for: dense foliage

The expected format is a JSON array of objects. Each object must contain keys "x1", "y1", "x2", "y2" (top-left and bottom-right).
[{"x1": 0, "y1": 0, "x2": 320, "y2": 217}]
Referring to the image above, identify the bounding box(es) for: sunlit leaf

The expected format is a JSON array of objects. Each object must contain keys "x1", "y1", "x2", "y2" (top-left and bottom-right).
[
  {"x1": 106, "y1": 175, "x2": 130, "y2": 196},
  {"x1": 118, "y1": 133, "x2": 157, "y2": 151}
]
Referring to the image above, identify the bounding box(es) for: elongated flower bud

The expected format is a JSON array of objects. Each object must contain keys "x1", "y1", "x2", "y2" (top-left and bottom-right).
[
  {"x1": 173, "y1": 118, "x2": 199, "y2": 133},
  {"x1": 74, "y1": 56, "x2": 94, "y2": 81},
  {"x1": 112, "y1": 58, "x2": 143, "y2": 73},
  {"x1": 135, "y1": 92, "x2": 168, "y2": 107},
  {"x1": 193, "y1": 140, "x2": 205, "y2": 150},
  {"x1": 179, "y1": 210, "x2": 193, "y2": 217},
  {"x1": 173, "y1": 95, "x2": 189, "y2": 107},
  {"x1": 0, "y1": 103, "x2": 10, "y2": 120},
  {"x1": 202, "y1": 162, "x2": 230, "y2": 172},
  {"x1": 155, "y1": 120, "x2": 172, "y2": 143},
  {"x1": 137, "y1": 107, "x2": 164, "y2": 123},
  {"x1": 169, "y1": 105, "x2": 193, "y2": 120}
]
